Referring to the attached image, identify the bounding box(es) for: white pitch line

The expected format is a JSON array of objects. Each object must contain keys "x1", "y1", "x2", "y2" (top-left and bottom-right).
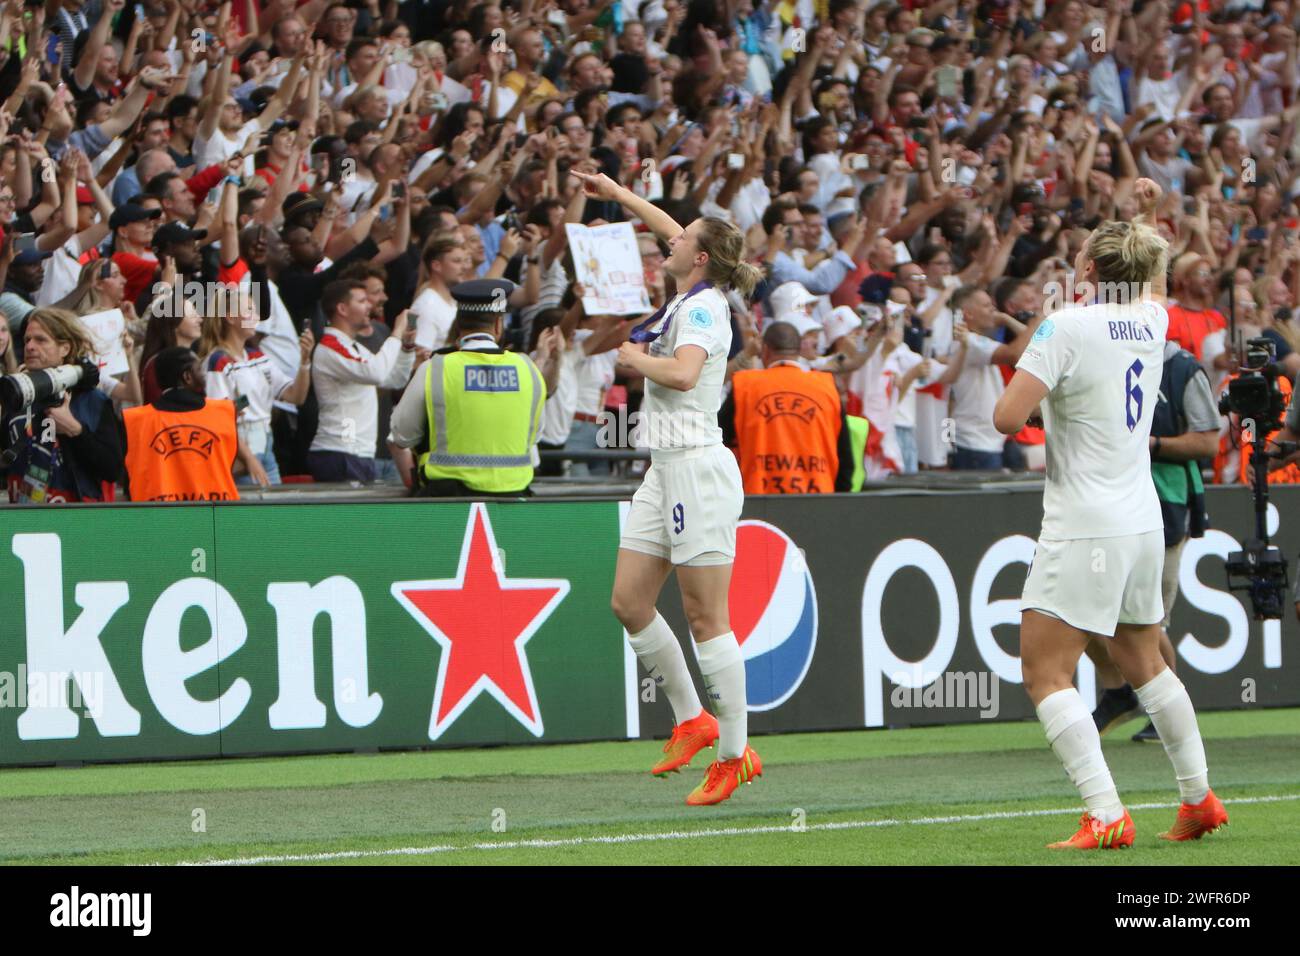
[{"x1": 172, "y1": 793, "x2": 1300, "y2": 867}]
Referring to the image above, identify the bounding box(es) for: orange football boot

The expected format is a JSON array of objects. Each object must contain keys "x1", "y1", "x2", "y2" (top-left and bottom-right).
[
  {"x1": 1048, "y1": 810, "x2": 1135, "y2": 849},
  {"x1": 651, "y1": 711, "x2": 719, "y2": 777},
  {"x1": 686, "y1": 745, "x2": 762, "y2": 806},
  {"x1": 1161, "y1": 790, "x2": 1229, "y2": 841}
]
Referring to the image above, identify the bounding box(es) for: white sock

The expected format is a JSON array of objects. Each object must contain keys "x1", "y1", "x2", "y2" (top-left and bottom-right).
[
  {"x1": 696, "y1": 632, "x2": 747, "y2": 759},
  {"x1": 1135, "y1": 668, "x2": 1210, "y2": 804},
  {"x1": 627, "y1": 613, "x2": 701, "y2": 725},
  {"x1": 1037, "y1": 688, "x2": 1125, "y2": 825}
]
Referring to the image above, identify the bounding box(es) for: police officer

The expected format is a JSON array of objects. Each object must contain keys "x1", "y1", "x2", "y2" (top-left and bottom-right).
[{"x1": 387, "y1": 279, "x2": 547, "y2": 497}]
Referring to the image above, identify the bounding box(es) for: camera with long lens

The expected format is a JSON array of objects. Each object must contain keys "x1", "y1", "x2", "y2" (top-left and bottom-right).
[
  {"x1": 1217, "y1": 336, "x2": 1292, "y2": 619},
  {"x1": 0, "y1": 360, "x2": 101, "y2": 465}
]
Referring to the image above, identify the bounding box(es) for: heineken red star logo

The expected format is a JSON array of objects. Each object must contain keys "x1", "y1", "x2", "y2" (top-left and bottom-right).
[{"x1": 392, "y1": 503, "x2": 569, "y2": 741}]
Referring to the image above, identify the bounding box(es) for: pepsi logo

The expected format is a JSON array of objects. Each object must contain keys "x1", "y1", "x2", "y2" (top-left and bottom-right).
[{"x1": 715, "y1": 520, "x2": 818, "y2": 711}]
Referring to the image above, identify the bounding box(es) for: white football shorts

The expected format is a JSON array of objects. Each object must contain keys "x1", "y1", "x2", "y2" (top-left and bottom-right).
[
  {"x1": 1020, "y1": 530, "x2": 1165, "y2": 637},
  {"x1": 620, "y1": 444, "x2": 744, "y2": 567}
]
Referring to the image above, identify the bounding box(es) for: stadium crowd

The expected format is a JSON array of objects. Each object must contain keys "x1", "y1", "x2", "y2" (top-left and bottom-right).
[{"x1": 1, "y1": 0, "x2": 1299, "y2": 501}]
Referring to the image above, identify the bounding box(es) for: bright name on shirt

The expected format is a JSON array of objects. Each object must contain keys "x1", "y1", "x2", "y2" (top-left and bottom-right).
[{"x1": 1107, "y1": 321, "x2": 1155, "y2": 342}]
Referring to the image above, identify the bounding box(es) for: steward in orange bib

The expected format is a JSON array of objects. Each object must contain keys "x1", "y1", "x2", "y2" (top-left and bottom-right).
[
  {"x1": 720, "y1": 321, "x2": 854, "y2": 494},
  {"x1": 122, "y1": 347, "x2": 240, "y2": 502}
]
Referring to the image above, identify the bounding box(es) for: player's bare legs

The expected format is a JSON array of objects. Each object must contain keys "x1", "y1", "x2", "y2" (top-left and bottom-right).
[
  {"x1": 1020, "y1": 610, "x2": 1090, "y2": 706},
  {"x1": 1106, "y1": 623, "x2": 1167, "y2": 688},
  {"x1": 1021, "y1": 610, "x2": 1131, "y2": 846},
  {"x1": 1085, "y1": 635, "x2": 1143, "y2": 734},
  {"x1": 611, "y1": 548, "x2": 674, "y2": 635},
  {"x1": 678, "y1": 561, "x2": 760, "y2": 804},
  {"x1": 611, "y1": 548, "x2": 716, "y2": 776},
  {"x1": 1084, "y1": 636, "x2": 1125, "y2": 689},
  {"x1": 1109, "y1": 623, "x2": 1224, "y2": 837},
  {"x1": 676, "y1": 562, "x2": 732, "y2": 643}
]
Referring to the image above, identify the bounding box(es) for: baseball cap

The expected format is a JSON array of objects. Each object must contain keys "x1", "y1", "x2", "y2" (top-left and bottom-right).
[
  {"x1": 109, "y1": 204, "x2": 162, "y2": 230},
  {"x1": 153, "y1": 222, "x2": 208, "y2": 247},
  {"x1": 13, "y1": 248, "x2": 53, "y2": 266},
  {"x1": 76, "y1": 185, "x2": 94, "y2": 205},
  {"x1": 283, "y1": 192, "x2": 325, "y2": 222},
  {"x1": 262, "y1": 118, "x2": 300, "y2": 144}
]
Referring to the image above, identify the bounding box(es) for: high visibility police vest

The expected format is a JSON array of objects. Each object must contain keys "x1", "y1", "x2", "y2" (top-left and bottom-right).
[
  {"x1": 419, "y1": 348, "x2": 545, "y2": 493},
  {"x1": 122, "y1": 399, "x2": 240, "y2": 502},
  {"x1": 731, "y1": 363, "x2": 842, "y2": 494}
]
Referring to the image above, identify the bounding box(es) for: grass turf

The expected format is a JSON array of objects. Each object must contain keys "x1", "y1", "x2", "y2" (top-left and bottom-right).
[{"x1": 0, "y1": 708, "x2": 1296, "y2": 866}]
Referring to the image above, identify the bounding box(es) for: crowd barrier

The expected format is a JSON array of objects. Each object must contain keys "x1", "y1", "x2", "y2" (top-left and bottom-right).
[{"x1": 0, "y1": 486, "x2": 1294, "y2": 766}]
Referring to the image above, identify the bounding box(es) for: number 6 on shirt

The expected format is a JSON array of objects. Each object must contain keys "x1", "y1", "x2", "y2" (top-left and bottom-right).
[{"x1": 1124, "y1": 359, "x2": 1144, "y2": 432}]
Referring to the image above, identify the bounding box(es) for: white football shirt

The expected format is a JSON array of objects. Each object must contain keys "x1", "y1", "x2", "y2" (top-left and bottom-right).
[
  {"x1": 642, "y1": 287, "x2": 731, "y2": 451},
  {"x1": 1016, "y1": 299, "x2": 1169, "y2": 541}
]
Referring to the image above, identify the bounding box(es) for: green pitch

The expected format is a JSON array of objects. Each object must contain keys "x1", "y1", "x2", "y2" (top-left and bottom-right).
[{"x1": 2, "y1": 709, "x2": 1297, "y2": 866}]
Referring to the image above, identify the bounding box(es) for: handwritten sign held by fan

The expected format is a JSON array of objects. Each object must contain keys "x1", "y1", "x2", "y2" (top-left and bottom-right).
[
  {"x1": 80, "y1": 309, "x2": 129, "y2": 377},
  {"x1": 565, "y1": 222, "x2": 652, "y2": 316}
]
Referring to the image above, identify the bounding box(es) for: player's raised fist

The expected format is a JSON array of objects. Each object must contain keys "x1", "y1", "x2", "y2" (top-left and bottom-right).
[{"x1": 1134, "y1": 178, "x2": 1162, "y2": 215}]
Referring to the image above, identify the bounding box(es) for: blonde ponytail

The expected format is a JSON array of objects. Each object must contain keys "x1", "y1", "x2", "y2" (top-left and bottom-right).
[
  {"x1": 729, "y1": 261, "x2": 763, "y2": 298},
  {"x1": 696, "y1": 216, "x2": 760, "y2": 297},
  {"x1": 1086, "y1": 220, "x2": 1169, "y2": 288}
]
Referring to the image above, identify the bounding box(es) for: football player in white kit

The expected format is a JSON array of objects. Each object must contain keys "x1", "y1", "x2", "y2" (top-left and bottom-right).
[
  {"x1": 574, "y1": 170, "x2": 764, "y2": 806},
  {"x1": 994, "y1": 179, "x2": 1228, "y2": 849}
]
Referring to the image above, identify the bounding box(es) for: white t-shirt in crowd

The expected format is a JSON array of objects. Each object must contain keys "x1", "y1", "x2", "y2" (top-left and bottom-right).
[
  {"x1": 537, "y1": 330, "x2": 587, "y2": 446},
  {"x1": 949, "y1": 334, "x2": 1006, "y2": 453},
  {"x1": 1135, "y1": 69, "x2": 1186, "y2": 123},
  {"x1": 808, "y1": 152, "x2": 856, "y2": 217},
  {"x1": 194, "y1": 120, "x2": 261, "y2": 172},
  {"x1": 642, "y1": 287, "x2": 731, "y2": 451},
  {"x1": 410, "y1": 286, "x2": 457, "y2": 351},
  {"x1": 887, "y1": 345, "x2": 946, "y2": 429},
  {"x1": 1015, "y1": 299, "x2": 1169, "y2": 541},
  {"x1": 247, "y1": 275, "x2": 301, "y2": 411},
  {"x1": 575, "y1": 343, "x2": 617, "y2": 417},
  {"x1": 204, "y1": 347, "x2": 295, "y2": 454},
  {"x1": 38, "y1": 236, "x2": 91, "y2": 306}
]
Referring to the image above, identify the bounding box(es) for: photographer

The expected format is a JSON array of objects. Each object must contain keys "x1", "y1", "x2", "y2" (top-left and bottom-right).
[{"x1": 1, "y1": 309, "x2": 123, "y2": 504}]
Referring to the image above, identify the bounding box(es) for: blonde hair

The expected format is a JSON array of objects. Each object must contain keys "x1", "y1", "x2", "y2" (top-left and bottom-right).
[
  {"x1": 414, "y1": 40, "x2": 443, "y2": 66},
  {"x1": 53, "y1": 259, "x2": 120, "y2": 316},
  {"x1": 24, "y1": 308, "x2": 96, "y2": 363},
  {"x1": 696, "y1": 217, "x2": 763, "y2": 297},
  {"x1": 197, "y1": 284, "x2": 254, "y2": 359},
  {"x1": 344, "y1": 85, "x2": 387, "y2": 117},
  {"x1": 1085, "y1": 220, "x2": 1169, "y2": 287}
]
